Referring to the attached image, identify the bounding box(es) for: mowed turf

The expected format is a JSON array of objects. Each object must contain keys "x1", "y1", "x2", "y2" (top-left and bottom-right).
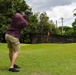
[{"x1": 0, "y1": 43, "x2": 76, "y2": 75}]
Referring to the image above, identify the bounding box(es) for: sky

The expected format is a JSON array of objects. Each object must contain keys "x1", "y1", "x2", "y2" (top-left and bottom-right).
[{"x1": 25, "y1": 0, "x2": 76, "y2": 27}]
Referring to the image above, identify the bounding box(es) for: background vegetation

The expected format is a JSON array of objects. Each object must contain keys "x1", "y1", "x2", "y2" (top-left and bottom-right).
[{"x1": 0, "y1": 0, "x2": 76, "y2": 43}]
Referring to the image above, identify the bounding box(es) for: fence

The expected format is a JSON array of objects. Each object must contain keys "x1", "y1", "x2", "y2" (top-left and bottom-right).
[
  {"x1": 0, "y1": 33, "x2": 76, "y2": 43},
  {"x1": 20, "y1": 33, "x2": 76, "y2": 43},
  {"x1": 49, "y1": 34, "x2": 76, "y2": 43}
]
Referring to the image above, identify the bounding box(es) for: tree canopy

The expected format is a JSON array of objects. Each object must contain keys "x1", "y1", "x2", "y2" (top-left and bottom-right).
[{"x1": 0, "y1": 0, "x2": 29, "y2": 33}]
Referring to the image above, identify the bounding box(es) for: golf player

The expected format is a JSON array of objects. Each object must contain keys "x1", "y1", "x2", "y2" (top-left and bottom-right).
[{"x1": 5, "y1": 9, "x2": 32, "y2": 72}]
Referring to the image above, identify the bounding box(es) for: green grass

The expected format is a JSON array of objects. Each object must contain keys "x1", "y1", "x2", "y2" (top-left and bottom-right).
[{"x1": 0, "y1": 43, "x2": 76, "y2": 75}]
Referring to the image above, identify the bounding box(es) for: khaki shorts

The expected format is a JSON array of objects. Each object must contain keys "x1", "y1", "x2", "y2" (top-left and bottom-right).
[{"x1": 5, "y1": 34, "x2": 20, "y2": 51}]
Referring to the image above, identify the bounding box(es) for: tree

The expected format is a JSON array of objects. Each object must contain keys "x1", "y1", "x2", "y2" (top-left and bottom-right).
[
  {"x1": 37, "y1": 12, "x2": 54, "y2": 33},
  {"x1": 72, "y1": 19, "x2": 76, "y2": 30},
  {"x1": 73, "y1": 8, "x2": 76, "y2": 16},
  {"x1": 0, "y1": 0, "x2": 29, "y2": 32},
  {"x1": 49, "y1": 20, "x2": 56, "y2": 34},
  {"x1": 72, "y1": 19, "x2": 76, "y2": 35},
  {"x1": 57, "y1": 26, "x2": 73, "y2": 35},
  {"x1": 63, "y1": 26, "x2": 73, "y2": 35},
  {"x1": 0, "y1": 0, "x2": 30, "y2": 42},
  {"x1": 72, "y1": 8, "x2": 76, "y2": 31}
]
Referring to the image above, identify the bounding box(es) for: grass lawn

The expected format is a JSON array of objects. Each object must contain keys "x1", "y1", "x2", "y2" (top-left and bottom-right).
[{"x1": 0, "y1": 43, "x2": 76, "y2": 75}]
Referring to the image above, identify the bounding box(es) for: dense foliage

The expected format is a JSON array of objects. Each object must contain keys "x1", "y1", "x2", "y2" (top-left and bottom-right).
[
  {"x1": 0, "y1": 0, "x2": 29, "y2": 34},
  {"x1": 0, "y1": 0, "x2": 29, "y2": 42},
  {"x1": 0, "y1": 0, "x2": 76, "y2": 43}
]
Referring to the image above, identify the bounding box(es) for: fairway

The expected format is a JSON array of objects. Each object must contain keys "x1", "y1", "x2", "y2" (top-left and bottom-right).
[{"x1": 0, "y1": 43, "x2": 76, "y2": 75}]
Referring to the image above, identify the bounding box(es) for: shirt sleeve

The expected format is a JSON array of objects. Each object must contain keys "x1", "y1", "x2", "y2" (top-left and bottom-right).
[{"x1": 11, "y1": 13, "x2": 28, "y2": 29}]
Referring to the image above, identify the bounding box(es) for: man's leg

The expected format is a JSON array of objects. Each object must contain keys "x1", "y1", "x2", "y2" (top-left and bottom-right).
[
  {"x1": 8, "y1": 50, "x2": 20, "y2": 72},
  {"x1": 10, "y1": 50, "x2": 20, "y2": 68},
  {"x1": 9, "y1": 49, "x2": 13, "y2": 62},
  {"x1": 5, "y1": 34, "x2": 20, "y2": 72}
]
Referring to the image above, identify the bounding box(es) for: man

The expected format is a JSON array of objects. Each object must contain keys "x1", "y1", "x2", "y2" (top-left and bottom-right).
[{"x1": 5, "y1": 9, "x2": 32, "y2": 72}]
